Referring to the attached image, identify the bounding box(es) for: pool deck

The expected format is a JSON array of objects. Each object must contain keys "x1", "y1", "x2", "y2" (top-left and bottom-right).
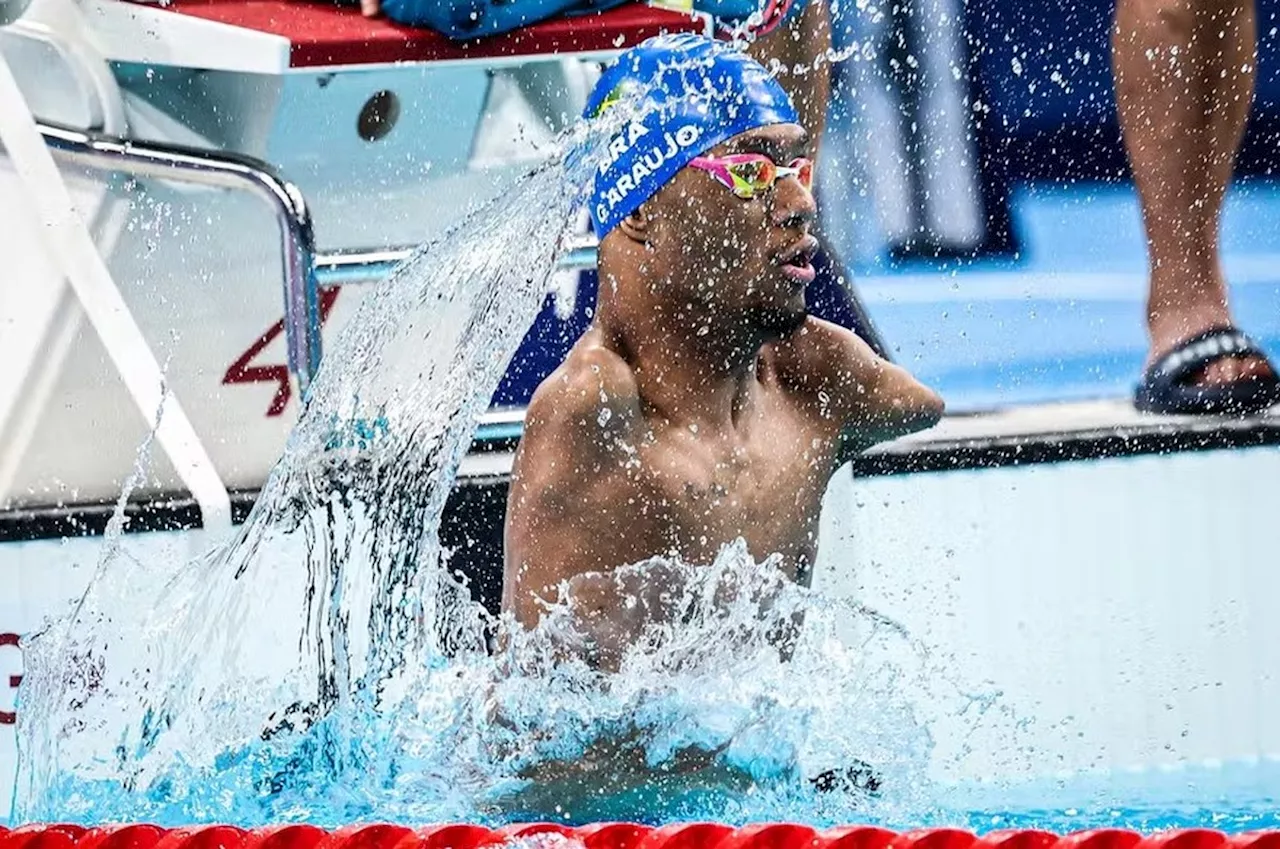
[{"x1": 853, "y1": 180, "x2": 1280, "y2": 414}]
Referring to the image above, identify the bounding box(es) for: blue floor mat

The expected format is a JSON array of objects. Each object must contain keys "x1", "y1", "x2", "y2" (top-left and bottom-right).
[{"x1": 858, "y1": 180, "x2": 1280, "y2": 411}]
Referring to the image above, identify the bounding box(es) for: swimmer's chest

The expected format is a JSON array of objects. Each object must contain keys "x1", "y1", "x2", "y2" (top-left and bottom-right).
[{"x1": 623, "y1": 401, "x2": 831, "y2": 566}]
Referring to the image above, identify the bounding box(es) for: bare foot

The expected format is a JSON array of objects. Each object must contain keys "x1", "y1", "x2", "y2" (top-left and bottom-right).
[
  {"x1": 1148, "y1": 309, "x2": 1275, "y2": 389},
  {"x1": 1190, "y1": 351, "x2": 1275, "y2": 386}
]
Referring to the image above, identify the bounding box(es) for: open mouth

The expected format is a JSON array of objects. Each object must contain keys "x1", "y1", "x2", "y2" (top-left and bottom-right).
[
  {"x1": 777, "y1": 236, "x2": 819, "y2": 286},
  {"x1": 777, "y1": 235, "x2": 819, "y2": 270},
  {"x1": 779, "y1": 259, "x2": 816, "y2": 287}
]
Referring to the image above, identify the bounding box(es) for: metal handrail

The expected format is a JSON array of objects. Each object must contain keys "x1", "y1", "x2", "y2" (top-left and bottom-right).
[
  {"x1": 37, "y1": 122, "x2": 601, "y2": 400},
  {"x1": 313, "y1": 238, "x2": 599, "y2": 287},
  {"x1": 39, "y1": 122, "x2": 322, "y2": 393}
]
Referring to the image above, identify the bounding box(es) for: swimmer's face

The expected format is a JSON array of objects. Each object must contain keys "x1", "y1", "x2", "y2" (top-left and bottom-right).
[{"x1": 643, "y1": 123, "x2": 818, "y2": 339}]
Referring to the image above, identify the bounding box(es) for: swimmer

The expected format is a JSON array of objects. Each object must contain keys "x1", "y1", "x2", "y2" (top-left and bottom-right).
[
  {"x1": 495, "y1": 33, "x2": 939, "y2": 811},
  {"x1": 501, "y1": 34, "x2": 942, "y2": 676},
  {"x1": 504, "y1": 32, "x2": 942, "y2": 669}
]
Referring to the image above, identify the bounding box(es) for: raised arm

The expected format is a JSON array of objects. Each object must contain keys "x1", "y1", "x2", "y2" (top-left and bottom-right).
[{"x1": 773, "y1": 317, "x2": 945, "y2": 464}]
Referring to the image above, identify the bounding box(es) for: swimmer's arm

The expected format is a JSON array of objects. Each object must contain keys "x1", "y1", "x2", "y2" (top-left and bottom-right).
[
  {"x1": 776, "y1": 317, "x2": 944, "y2": 460},
  {"x1": 503, "y1": 364, "x2": 619, "y2": 625},
  {"x1": 503, "y1": 350, "x2": 651, "y2": 668}
]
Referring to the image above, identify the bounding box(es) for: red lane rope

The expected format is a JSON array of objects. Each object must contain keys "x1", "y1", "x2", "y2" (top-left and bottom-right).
[
  {"x1": 152, "y1": 827, "x2": 245, "y2": 849},
  {"x1": 5, "y1": 826, "x2": 1280, "y2": 849}
]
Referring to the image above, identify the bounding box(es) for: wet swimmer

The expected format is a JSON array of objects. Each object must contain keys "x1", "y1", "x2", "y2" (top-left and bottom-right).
[
  {"x1": 504, "y1": 32, "x2": 943, "y2": 671},
  {"x1": 497, "y1": 33, "x2": 942, "y2": 809}
]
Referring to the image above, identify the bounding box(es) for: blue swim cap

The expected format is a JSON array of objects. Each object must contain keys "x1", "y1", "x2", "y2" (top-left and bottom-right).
[{"x1": 583, "y1": 33, "x2": 799, "y2": 235}]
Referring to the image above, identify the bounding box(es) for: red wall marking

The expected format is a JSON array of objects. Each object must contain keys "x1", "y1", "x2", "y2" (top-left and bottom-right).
[
  {"x1": 1, "y1": 631, "x2": 21, "y2": 725},
  {"x1": 222, "y1": 288, "x2": 341, "y2": 417}
]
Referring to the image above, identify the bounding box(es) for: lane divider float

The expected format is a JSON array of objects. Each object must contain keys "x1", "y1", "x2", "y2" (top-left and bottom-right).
[{"x1": 2, "y1": 824, "x2": 1278, "y2": 849}]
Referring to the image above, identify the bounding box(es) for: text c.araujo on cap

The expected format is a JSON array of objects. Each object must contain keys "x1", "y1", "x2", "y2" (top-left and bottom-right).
[{"x1": 583, "y1": 33, "x2": 799, "y2": 235}]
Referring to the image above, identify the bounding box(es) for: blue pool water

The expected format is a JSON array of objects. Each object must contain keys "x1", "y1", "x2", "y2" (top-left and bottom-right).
[
  {"x1": 15, "y1": 538, "x2": 1280, "y2": 831},
  {"x1": 927, "y1": 761, "x2": 1280, "y2": 835}
]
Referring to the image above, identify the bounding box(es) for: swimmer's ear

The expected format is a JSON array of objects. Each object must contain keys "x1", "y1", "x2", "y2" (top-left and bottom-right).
[{"x1": 617, "y1": 203, "x2": 650, "y2": 243}]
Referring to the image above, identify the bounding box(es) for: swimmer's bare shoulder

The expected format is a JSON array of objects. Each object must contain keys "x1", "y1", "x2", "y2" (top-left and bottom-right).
[
  {"x1": 502, "y1": 332, "x2": 644, "y2": 627},
  {"x1": 769, "y1": 316, "x2": 944, "y2": 463}
]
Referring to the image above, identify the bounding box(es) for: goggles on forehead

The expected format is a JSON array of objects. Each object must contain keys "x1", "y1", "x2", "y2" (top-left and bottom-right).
[{"x1": 687, "y1": 153, "x2": 814, "y2": 199}]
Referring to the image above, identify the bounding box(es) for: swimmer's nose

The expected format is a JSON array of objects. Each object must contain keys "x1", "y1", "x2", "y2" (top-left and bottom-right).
[{"x1": 771, "y1": 175, "x2": 817, "y2": 230}]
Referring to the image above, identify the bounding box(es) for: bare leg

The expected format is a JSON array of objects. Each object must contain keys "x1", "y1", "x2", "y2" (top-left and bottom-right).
[
  {"x1": 1113, "y1": 0, "x2": 1271, "y2": 387},
  {"x1": 747, "y1": 0, "x2": 832, "y2": 161}
]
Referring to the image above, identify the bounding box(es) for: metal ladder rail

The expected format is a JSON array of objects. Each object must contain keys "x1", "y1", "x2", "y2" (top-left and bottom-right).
[
  {"x1": 39, "y1": 122, "x2": 324, "y2": 395},
  {"x1": 39, "y1": 122, "x2": 602, "y2": 403}
]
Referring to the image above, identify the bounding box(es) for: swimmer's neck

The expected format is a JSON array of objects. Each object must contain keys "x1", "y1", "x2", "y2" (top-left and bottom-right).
[{"x1": 594, "y1": 283, "x2": 770, "y2": 431}]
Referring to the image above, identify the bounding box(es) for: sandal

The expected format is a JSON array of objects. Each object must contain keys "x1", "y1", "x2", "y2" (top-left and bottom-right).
[{"x1": 1135, "y1": 326, "x2": 1280, "y2": 416}]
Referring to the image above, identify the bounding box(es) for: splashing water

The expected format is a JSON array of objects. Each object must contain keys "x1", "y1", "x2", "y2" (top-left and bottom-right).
[
  {"x1": 10, "y1": 54, "x2": 974, "y2": 829},
  {"x1": 17, "y1": 527, "x2": 954, "y2": 827}
]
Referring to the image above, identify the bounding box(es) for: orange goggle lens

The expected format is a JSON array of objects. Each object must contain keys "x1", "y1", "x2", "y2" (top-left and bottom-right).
[{"x1": 690, "y1": 154, "x2": 815, "y2": 199}]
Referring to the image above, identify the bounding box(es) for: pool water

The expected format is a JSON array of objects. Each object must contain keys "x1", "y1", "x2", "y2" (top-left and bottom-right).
[
  {"x1": 12, "y1": 541, "x2": 1280, "y2": 832},
  {"x1": 931, "y1": 761, "x2": 1280, "y2": 834}
]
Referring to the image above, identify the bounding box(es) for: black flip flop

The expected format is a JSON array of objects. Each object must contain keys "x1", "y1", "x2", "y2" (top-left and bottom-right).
[
  {"x1": 810, "y1": 758, "x2": 883, "y2": 796},
  {"x1": 1135, "y1": 326, "x2": 1280, "y2": 416}
]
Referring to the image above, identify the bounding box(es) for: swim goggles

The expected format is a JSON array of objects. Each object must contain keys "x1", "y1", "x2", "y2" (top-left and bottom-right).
[{"x1": 687, "y1": 153, "x2": 814, "y2": 199}]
